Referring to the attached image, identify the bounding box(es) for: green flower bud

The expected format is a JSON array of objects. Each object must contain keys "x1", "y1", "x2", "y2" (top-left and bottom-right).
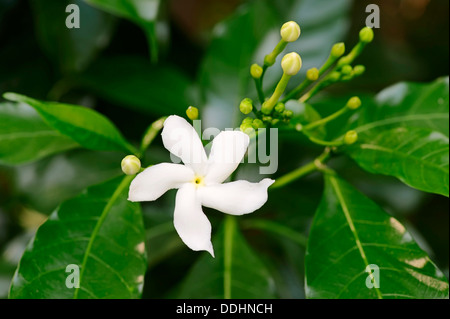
[
  {"x1": 240, "y1": 98, "x2": 253, "y2": 115},
  {"x1": 344, "y1": 130, "x2": 358, "y2": 145},
  {"x1": 347, "y1": 96, "x2": 362, "y2": 110},
  {"x1": 250, "y1": 63, "x2": 263, "y2": 79},
  {"x1": 306, "y1": 67, "x2": 320, "y2": 81},
  {"x1": 341, "y1": 65, "x2": 353, "y2": 76},
  {"x1": 121, "y1": 155, "x2": 141, "y2": 175},
  {"x1": 274, "y1": 102, "x2": 285, "y2": 113},
  {"x1": 271, "y1": 118, "x2": 280, "y2": 126},
  {"x1": 262, "y1": 115, "x2": 273, "y2": 123},
  {"x1": 353, "y1": 65, "x2": 366, "y2": 76},
  {"x1": 331, "y1": 42, "x2": 346, "y2": 58},
  {"x1": 281, "y1": 52, "x2": 302, "y2": 76},
  {"x1": 240, "y1": 123, "x2": 254, "y2": 133},
  {"x1": 328, "y1": 71, "x2": 341, "y2": 82},
  {"x1": 252, "y1": 119, "x2": 265, "y2": 129},
  {"x1": 359, "y1": 27, "x2": 374, "y2": 43},
  {"x1": 242, "y1": 117, "x2": 254, "y2": 125},
  {"x1": 261, "y1": 101, "x2": 273, "y2": 115},
  {"x1": 283, "y1": 110, "x2": 294, "y2": 119},
  {"x1": 186, "y1": 106, "x2": 199, "y2": 120},
  {"x1": 280, "y1": 21, "x2": 301, "y2": 42}
]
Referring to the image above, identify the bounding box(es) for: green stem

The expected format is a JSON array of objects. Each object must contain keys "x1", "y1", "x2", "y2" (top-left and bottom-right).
[
  {"x1": 138, "y1": 117, "x2": 166, "y2": 158},
  {"x1": 303, "y1": 106, "x2": 349, "y2": 131},
  {"x1": 271, "y1": 149, "x2": 331, "y2": 189},
  {"x1": 264, "y1": 40, "x2": 287, "y2": 67},
  {"x1": 307, "y1": 135, "x2": 344, "y2": 147},
  {"x1": 254, "y1": 77, "x2": 265, "y2": 104},
  {"x1": 264, "y1": 73, "x2": 291, "y2": 112},
  {"x1": 224, "y1": 215, "x2": 236, "y2": 299},
  {"x1": 282, "y1": 79, "x2": 312, "y2": 102},
  {"x1": 242, "y1": 219, "x2": 307, "y2": 248}
]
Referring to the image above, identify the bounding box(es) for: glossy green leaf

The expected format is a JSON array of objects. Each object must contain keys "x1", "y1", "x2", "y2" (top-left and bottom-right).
[
  {"x1": 345, "y1": 78, "x2": 450, "y2": 196},
  {"x1": 75, "y1": 56, "x2": 191, "y2": 116},
  {"x1": 9, "y1": 176, "x2": 147, "y2": 299},
  {"x1": 200, "y1": 0, "x2": 351, "y2": 128},
  {"x1": 31, "y1": 0, "x2": 116, "y2": 73},
  {"x1": 84, "y1": 0, "x2": 160, "y2": 62},
  {"x1": 305, "y1": 174, "x2": 449, "y2": 299},
  {"x1": 177, "y1": 217, "x2": 275, "y2": 299},
  {"x1": 0, "y1": 102, "x2": 78, "y2": 165},
  {"x1": 3, "y1": 93, "x2": 136, "y2": 154}
]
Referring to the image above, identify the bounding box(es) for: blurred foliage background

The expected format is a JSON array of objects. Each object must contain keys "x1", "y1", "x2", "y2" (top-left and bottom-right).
[{"x1": 0, "y1": 0, "x2": 448, "y2": 298}]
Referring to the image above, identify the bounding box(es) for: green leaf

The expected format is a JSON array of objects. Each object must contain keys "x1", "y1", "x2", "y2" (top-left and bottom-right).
[
  {"x1": 288, "y1": 101, "x2": 327, "y2": 139},
  {"x1": 84, "y1": 0, "x2": 160, "y2": 62},
  {"x1": 348, "y1": 127, "x2": 449, "y2": 197},
  {"x1": 75, "y1": 56, "x2": 191, "y2": 116},
  {"x1": 3, "y1": 93, "x2": 136, "y2": 154},
  {"x1": 305, "y1": 174, "x2": 449, "y2": 299},
  {"x1": 177, "y1": 216, "x2": 275, "y2": 299},
  {"x1": 344, "y1": 77, "x2": 450, "y2": 196},
  {"x1": 9, "y1": 176, "x2": 147, "y2": 299},
  {"x1": 200, "y1": 0, "x2": 351, "y2": 128},
  {"x1": 0, "y1": 102, "x2": 78, "y2": 165},
  {"x1": 31, "y1": 0, "x2": 116, "y2": 73}
]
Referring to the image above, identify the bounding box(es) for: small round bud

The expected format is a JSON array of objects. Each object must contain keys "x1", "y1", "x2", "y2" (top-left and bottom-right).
[
  {"x1": 274, "y1": 102, "x2": 285, "y2": 113},
  {"x1": 283, "y1": 110, "x2": 294, "y2": 119},
  {"x1": 281, "y1": 52, "x2": 302, "y2": 76},
  {"x1": 359, "y1": 27, "x2": 374, "y2": 43},
  {"x1": 261, "y1": 101, "x2": 273, "y2": 115},
  {"x1": 331, "y1": 42, "x2": 346, "y2": 58},
  {"x1": 252, "y1": 119, "x2": 265, "y2": 129},
  {"x1": 347, "y1": 96, "x2": 362, "y2": 110},
  {"x1": 344, "y1": 130, "x2": 358, "y2": 145},
  {"x1": 328, "y1": 71, "x2": 341, "y2": 82},
  {"x1": 250, "y1": 64, "x2": 263, "y2": 79},
  {"x1": 242, "y1": 117, "x2": 254, "y2": 125},
  {"x1": 353, "y1": 65, "x2": 366, "y2": 76},
  {"x1": 306, "y1": 68, "x2": 320, "y2": 81},
  {"x1": 240, "y1": 123, "x2": 254, "y2": 133},
  {"x1": 186, "y1": 106, "x2": 199, "y2": 120},
  {"x1": 121, "y1": 155, "x2": 141, "y2": 175},
  {"x1": 271, "y1": 119, "x2": 280, "y2": 126},
  {"x1": 239, "y1": 98, "x2": 253, "y2": 115},
  {"x1": 262, "y1": 116, "x2": 273, "y2": 123},
  {"x1": 264, "y1": 53, "x2": 276, "y2": 67},
  {"x1": 280, "y1": 21, "x2": 301, "y2": 42},
  {"x1": 341, "y1": 65, "x2": 353, "y2": 76}
]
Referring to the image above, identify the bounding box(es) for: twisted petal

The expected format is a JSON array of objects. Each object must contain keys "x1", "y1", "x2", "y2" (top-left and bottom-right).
[
  {"x1": 128, "y1": 163, "x2": 194, "y2": 202},
  {"x1": 161, "y1": 115, "x2": 208, "y2": 175},
  {"x1": 174, "y1": 184, "x2": 214, "y2": 257},
  {"x1": 199, "y1": 179, "x2": 275, "y2": 215},
  {"x1": 204, "y1": 131, "x2": 250, "y2": 184}
]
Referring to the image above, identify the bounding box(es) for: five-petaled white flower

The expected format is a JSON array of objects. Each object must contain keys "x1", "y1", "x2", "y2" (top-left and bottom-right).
[{"x1": 128, "y1": 115, "x2": 274, "y2": 257}]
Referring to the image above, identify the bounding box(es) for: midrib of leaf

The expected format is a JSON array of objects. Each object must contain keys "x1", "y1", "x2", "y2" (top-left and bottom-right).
[
  {"x1": 359, "y1": 143, "x2": 449, "y2": 174},
  {"x1": 328, "y1": 175, "x2": 383, "y2": 299},
  {"x1": 223, "y1": 215, "x2": 235, "y2": 299},
  {"x1": 73, "y1": 175, "x2": 133, "y2": 299},
  {"x1": 355, "y1": 113, "x2": 449, "y2": 135}
]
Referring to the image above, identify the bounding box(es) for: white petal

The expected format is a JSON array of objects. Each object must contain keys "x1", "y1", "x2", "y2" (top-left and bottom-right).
[
  {"x1": 204, "y1": 131, "x2": 250, "y2": 184},
  {"x1": 174, "y1": 184, "x2": 214, "y2": 256},
  {"x1": 161, "y1": 115, "x2": 208, "y2": 175},
  {"x1": 199, "y1": 179, "x2": 275, "y2": 215},
  {"x1": 128, "y1": 163, "x2": 194, "y2": 202}
]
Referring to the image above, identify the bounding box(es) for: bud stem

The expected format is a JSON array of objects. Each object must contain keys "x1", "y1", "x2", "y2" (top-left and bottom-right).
[
  {"x1": 303, "y1": 106, "x2": 349, "y2": 131},
  {"x1": 139, "y1": 116, "x2": 166, "y2": 158},
  {"x1": 264, "y1": 40, "x2": 288, "y2": 67},
  {"x1": 264, "y1": 73, "x2": 292, "y2": 113}
]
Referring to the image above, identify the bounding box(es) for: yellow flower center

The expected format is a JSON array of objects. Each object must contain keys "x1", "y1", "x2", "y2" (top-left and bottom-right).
[{"x1": 192, "y1": 176, "x2": 205, "y2": 188}]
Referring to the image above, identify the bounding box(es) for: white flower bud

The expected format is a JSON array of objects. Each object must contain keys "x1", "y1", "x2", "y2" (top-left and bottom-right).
[
  {"x1": 281, "y1": 52, "x2": 302, "y2": 76},
  {"x1": 280, "y1": 21, "x2": 301, "y2": 42},
  {"x1": 121, "y1": 155, "x2": 141, "y2": 175}
]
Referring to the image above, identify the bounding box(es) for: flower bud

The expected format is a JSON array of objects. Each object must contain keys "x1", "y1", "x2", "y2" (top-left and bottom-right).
[
  {"x1": 359, "y1": 27, "x2": 374, "y2": 43},
  {"x1": 186, "y1": 106, "x2": 199, "y2": 120},
  {"x1": 341, "y1": 65, "x2": 353, "y2": 76},
  {"x1": 353, "y1": 65, "x2": 366, "y2": 76},
  {"x1": 328, "y1": 71, "x2": 341, "y2": 82},
  {"x1": 240, "y1": 98, "x2": 253, "y2": 115},
  {"x1": 250, "y1": 63, "x2": 263, "y2": 79},
  {"x1": 347, "y1": 96, "x2": 362, "y2": 110},
  {"x1": 306, "y1": 67, "x2": 320, "y2": 81},
  {"x1": 121, "y1": 155, "x2": 141, "y2": 175},
  {"x1": 280, "y1": 21, "x2": 301, "y2": 42},
  {"x1": 274, "y1": 102, "x2": 285, "y2": 113},
  {"x1": 271, "y1": 119, "x2": 280, "y2": 126},
  {"x1": 240, "y1": 123, "x2": 254, "y2": 134},
  {"x1": 252, "y1": 119, "x2": 265, "y2": 129},
  {"x1": 262, "y1": 115, "x2": 273, "y2": 123},
  {"x1": 283, "y1": 110, "x2": 294, "y2": 118},
  {"x1": 281, "y1": 52, "x2": 302, "y2": 76},
  {"x1": 242, "y1": 117, "x2": 254, "y2": 125},
  {"x1": 331, "y1": 42, "x2": 345, "y2": 58},
  {"x1": 344, "y1": 130, "x2": 358, "y2": 145}
]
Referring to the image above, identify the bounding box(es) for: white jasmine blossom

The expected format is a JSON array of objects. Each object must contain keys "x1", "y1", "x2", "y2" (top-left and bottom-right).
[{"x1": 128, "y1": 115, "x2": 274, "y2": 257}]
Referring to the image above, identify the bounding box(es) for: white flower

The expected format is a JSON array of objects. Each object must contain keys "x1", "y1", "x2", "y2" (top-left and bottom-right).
[{"x1": 128, "y1": 115, "x2": 274, "y2": 257}]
